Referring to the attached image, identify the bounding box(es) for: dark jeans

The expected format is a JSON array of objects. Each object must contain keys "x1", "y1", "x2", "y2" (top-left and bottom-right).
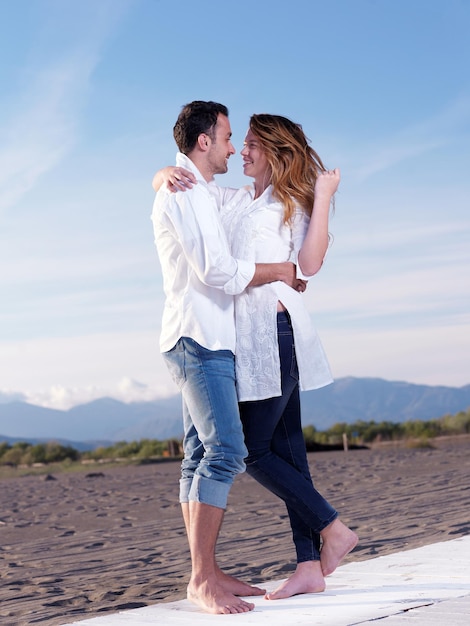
[{"x1": 239, "y1": 311, "x2": 338, "y2": 562}]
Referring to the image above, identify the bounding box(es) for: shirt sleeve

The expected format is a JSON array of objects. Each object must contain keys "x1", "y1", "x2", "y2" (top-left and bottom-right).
[
  {"x1": 164, "y1": 186, "x2": 255, "y2": 294},
  {"x1": 289, "y1": 208, "x2": 314, "y2": 280}
]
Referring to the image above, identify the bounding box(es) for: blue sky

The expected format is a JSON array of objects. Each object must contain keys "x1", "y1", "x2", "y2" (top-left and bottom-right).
[{"x1": 1, "y1": 0, "x2": 469, "y2": 410}]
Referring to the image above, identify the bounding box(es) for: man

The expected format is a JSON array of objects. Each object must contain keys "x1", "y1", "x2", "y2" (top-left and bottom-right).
[{"x1": 151, "y1": 101, "x2": 303, "y2": 614}]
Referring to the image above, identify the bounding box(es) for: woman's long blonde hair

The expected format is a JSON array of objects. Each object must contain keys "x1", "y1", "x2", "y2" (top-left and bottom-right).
[{"x1": 249, "y1": 113, "x2": 327, "y2": 223}]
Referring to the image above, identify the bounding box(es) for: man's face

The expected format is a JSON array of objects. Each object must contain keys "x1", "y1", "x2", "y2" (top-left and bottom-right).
[{"x1": 207, "y1": 114, "x2": 236, "y2": 175}]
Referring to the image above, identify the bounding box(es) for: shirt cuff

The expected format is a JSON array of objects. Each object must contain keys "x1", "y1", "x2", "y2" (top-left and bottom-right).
[
  {"x1": 288, "y1": 251, "x2": 311, "y2": 280},
  {"x1": 224, "y1": 260, "x2": 255, "y2": 295}
]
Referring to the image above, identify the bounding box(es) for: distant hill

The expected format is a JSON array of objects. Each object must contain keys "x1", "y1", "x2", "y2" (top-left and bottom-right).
[
  {"x1": 0, "y1": 396, "x2": 183, "y2": 445},
  {"x1": 1, "y1": 377, "x2": 469, "y2": 448},
  {"x1": 299, "y1": 377, "x2": 470, "y2": 429},
  {"x1": 0, "y1": 434, "x2": 111, "y2": 452}
]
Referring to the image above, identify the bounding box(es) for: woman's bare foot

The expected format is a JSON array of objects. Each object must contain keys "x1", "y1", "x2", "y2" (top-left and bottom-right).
[
  {"x1": 187, "y1": 575, "x2": 255, "y2": 614},
  {"x1": 265, "y1": 561, "x2": 325, "y2": 600},
  {"x1": 320, "y1": 518, "x2": 358, "y2": 576},
  {"x1": 216, "y1": 567, "x2": 265, "y2": 596}
]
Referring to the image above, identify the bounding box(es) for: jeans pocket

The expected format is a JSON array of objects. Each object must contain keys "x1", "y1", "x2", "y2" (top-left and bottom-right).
[{"x1": 162, "y1": 340, "x2": 187, "y2": 389}]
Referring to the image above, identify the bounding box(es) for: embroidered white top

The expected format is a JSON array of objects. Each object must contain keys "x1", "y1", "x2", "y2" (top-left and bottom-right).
[
  {"x1": 220, "y1": 184, "x2": 333, "y2": 401},
  {"x1": 151, "y1": 154, "x2": 255, "y2": 354}
]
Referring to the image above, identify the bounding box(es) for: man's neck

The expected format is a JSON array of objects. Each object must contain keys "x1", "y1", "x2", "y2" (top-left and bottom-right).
[{"x1": 187, "y1": 152, "x2": 213, "y2": 183}]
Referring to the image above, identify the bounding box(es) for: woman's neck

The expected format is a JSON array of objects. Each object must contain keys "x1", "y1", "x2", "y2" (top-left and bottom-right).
[{"x1": 253, "y1": 177, "x2": 270, "y2": 199}]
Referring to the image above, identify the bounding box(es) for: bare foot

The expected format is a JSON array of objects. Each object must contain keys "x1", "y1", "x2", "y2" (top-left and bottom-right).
[
  {"x1": 320, "y1": 518, "x2": 358, "y2": 576},
  {"x1": 187, "y1": 576, "x2": 255, "y2": 614},
  {"x1": 216, "y1": 567, "x2": 265, "y2": 596},
  {"x1": 265, "y1": 561, "x2": 325, "y2": 600}
]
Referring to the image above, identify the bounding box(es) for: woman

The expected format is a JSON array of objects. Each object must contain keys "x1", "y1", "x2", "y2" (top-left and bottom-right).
[{"x1": 154, "y1": 114, "x2": 357, "y2": 599}]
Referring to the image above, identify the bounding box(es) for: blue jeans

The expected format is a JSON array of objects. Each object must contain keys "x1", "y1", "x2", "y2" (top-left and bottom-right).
[
  {"x1": 162, "y1": 337, "x2": 247, "y2": 510},
  {"x1": 239, "y1": 312, "x2": 338, "y2": 562}
]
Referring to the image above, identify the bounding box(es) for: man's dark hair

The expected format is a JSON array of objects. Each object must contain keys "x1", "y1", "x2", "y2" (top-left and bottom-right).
[{"x1": 173, "y1": 101, "x2": 229, "y2": 154}]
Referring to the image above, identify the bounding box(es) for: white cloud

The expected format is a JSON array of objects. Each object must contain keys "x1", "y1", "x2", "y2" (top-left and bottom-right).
[
  {"x1": 0, "y1": 1, "x2": 132, "y2": 213},
  {"x1": 1, "y1": 2, "x2": 468, "y2": 410},
  {"x1": 351, "y1": 96, "x2": 470, "y2": 181},
  {"x1": 0, "y1": 331, "x2": 178, "y2": 409},
  {"x1": 2, "y1": 318, "x2": 468, "y2": 412},
  {"x1": 0, "y1": 53, "x2": 97, "y2": 211},
  {"x1": 305, "y1": 223, "x2": 470, "y2": 326},
  {"x1": 19, "y1": 376, "x2": 175, "y2": 411},
  {"x1": 355, "y1": 140, "x2": 443, "y2": 182},
  {"x1": 332, "y1": 217, "x2": 469, "y2": 257},
  {"x1": 320, "y1": 322, "x2": 470, "y2": 388},
  {"x1": 0, "y1": 390, "x2": 27, "y2": 405},
  {"x1": 309, "y1": 261, "x2": 469, "y2": 320}
]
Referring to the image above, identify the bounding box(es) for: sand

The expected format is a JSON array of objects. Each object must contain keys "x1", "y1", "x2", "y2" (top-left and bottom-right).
[{"x1": 1, "y1": 436, "x2": 469, "y2": 626}]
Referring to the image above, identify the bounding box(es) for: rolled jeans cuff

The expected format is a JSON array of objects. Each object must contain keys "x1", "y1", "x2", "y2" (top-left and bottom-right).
[{"x1": 179, "y1": 475, "x2": 230, "y2": 510}]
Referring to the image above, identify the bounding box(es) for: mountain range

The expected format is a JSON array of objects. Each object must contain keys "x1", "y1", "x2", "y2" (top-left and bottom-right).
[{"x1": 1, "y1": 377, "x2": 469, "y2": 450}]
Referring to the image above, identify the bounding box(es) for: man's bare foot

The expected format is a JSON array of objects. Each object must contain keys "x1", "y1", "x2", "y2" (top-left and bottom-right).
[
  {"x1": 265, "y1": 560, "x2": 325, "y2": 600},
  {"x1": 320, "y1": 518, "x2": 358, "y2": 576},
  {"x1": 216, "y1": 567, "x2": 265, "y2": 596},
  {"x1": 187, "y1": 576, "x2": 255, "y2": 614}
]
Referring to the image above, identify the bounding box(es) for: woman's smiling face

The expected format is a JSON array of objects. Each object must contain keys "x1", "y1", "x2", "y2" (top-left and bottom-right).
[{"x1": 240, "y1": 128, "x2": 271, "y2": 183}]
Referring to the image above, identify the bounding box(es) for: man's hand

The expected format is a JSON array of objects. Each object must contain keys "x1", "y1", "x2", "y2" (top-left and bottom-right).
[
  {"x1": 250, "y1": 261, "x2": 307, "y2": 291},
  {"x1": 279, "y1": 261, "x2": 307, "y2": 292},
  {"x1": 295, "y1": 278, "x2": 307, "y2": 293}
]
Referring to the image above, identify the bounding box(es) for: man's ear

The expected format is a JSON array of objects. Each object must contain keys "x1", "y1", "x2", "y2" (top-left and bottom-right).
[{"x1": 197, "y1": 133, "x2": 209, "y2": 150}]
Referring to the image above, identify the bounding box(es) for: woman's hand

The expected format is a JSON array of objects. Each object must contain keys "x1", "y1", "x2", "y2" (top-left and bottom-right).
[
  {"x1": 298, "y1": 168, "x2": 339, "y2": 277},
  {"x1": 315, "y1": 168, "x2": 340, "y2": 199},
  {"x1": 152, "y1": 166, "x2": 197, "y2": 192}
]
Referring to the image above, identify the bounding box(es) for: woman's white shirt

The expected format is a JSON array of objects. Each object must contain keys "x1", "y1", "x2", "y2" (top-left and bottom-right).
[{"x1": 220, "y1": 184, "x2": 333, "y2": 402}]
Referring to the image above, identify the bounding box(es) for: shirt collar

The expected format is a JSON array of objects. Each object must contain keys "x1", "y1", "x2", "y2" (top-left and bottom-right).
[{"x1": 175, "y1": 152, "x2": 208, "y2": 185}]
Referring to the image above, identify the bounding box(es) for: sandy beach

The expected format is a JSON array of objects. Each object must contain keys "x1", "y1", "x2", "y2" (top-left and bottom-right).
[{"x1": 1, "y1": 436, "x2": 469, "y2": 626}]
